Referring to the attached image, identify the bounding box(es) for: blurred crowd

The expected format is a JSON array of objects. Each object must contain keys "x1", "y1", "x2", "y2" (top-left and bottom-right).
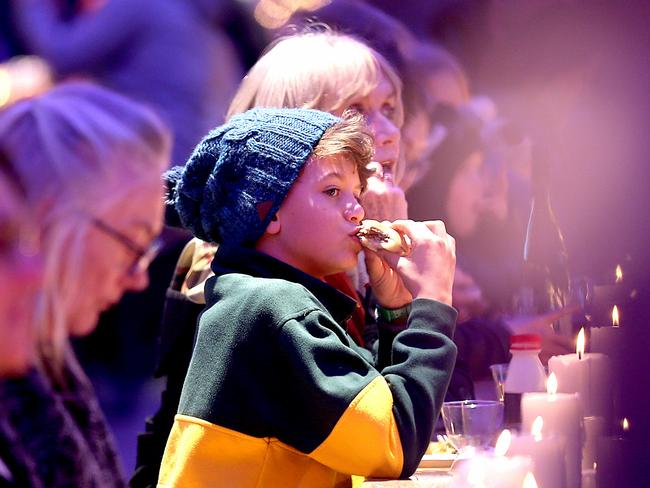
[{"x1": 1, "y1": 0, "x2": 649, "y2": 487}]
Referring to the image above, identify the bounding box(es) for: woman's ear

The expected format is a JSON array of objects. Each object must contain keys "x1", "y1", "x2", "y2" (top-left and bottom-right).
[{"x1": 264, "y1": 211, "x2": 281, "y2": 236}]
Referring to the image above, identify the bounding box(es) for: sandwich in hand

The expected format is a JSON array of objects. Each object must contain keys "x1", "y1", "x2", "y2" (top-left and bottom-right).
[{"x1": 356, "y1": 219, "x2": 411, "y2": 256}]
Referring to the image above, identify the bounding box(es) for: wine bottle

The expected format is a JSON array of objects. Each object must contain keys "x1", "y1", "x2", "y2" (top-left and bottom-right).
[{"x1": 518, "y1": 147, "x2": 570, "y2": 331}]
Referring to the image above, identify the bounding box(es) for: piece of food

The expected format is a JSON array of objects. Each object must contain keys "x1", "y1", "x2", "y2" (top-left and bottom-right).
[
  {"x1": 425, "y1": 440, "x2": 458, "y2": 456},
  {"x1": 356, "y1": 219, "x2": 410, "y2": 255}
]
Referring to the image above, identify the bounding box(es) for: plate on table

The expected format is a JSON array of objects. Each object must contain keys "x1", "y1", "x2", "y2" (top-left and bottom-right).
[{"x1": 418, "y1": 442, "x2": 457, "y2": 469}]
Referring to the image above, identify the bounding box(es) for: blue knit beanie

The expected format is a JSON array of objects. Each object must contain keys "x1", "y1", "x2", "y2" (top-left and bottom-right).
[{"x1": 166, "y1": 108, "x2": 340, "y2": 245}]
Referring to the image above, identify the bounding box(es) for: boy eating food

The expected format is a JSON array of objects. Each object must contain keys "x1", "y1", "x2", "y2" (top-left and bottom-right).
[{"x1": 160, "y1": 108, "x2": 457, "y2": 487}]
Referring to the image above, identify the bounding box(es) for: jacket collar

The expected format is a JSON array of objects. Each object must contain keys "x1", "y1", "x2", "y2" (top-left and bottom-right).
[{"x1": 211, "y1": 244, "x2": 357, "y2": 325}]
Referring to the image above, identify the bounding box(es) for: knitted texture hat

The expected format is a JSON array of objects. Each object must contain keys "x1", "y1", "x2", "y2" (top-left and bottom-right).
[{"x1": 167, "y1": 108, "x2": 340, "y2": 245}]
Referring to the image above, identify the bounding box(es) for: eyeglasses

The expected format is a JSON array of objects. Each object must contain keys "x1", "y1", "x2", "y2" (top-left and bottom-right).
[{"x1": 90, "y1": 217, "x2": 161, "y2": 276}]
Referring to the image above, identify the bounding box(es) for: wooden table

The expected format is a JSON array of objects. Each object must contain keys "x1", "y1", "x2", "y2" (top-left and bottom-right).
[{"x1": 360, "y1": 467, "x2": 453, "y2": 487}]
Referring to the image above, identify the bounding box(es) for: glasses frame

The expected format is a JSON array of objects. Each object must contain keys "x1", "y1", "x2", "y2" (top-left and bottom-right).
[{"x1": 90, "y1": 217, "x2": 161, "y2": 275}]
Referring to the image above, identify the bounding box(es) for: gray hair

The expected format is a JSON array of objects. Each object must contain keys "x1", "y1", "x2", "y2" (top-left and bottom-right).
[{"x1": 0, "y1": 81, "x2": 171, "y2": 368}]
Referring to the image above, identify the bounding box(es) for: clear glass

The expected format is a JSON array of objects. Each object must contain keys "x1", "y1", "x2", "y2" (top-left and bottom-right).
[
  {"x1": 441, "y1": 400, "x2": 504, "y2": 452},
  {"x1": 489, "y1": 363, "x2": 509, "y2": 402}
]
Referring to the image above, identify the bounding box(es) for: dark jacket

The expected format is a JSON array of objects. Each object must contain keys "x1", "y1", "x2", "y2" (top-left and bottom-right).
[
  {"x1": 0, "y1": 351, "x2": 126, "y2": 488},
  {"x1": 158, "y1": 244, "x2": 457, "y2": 487}
]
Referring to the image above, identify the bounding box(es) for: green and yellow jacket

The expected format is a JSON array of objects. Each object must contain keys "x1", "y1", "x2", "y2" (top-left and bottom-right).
[{"x1": 158, "y1": 245, "x2": 457, "y2": 487}]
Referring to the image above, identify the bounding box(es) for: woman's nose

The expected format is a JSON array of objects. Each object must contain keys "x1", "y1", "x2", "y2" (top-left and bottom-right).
[{"x1": 370, "y1": 112, "x2": 400, "y2": 148}]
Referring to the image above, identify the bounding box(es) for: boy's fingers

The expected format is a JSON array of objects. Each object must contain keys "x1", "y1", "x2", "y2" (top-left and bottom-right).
[
  {"x1": 389, "y1": 219, "x2": 427, "y2": 242},
  {"x1": 390, "y1": 220, "x2": 454, "y2": 255},
  {"x1": 422, "y1": 220, "x2": 448, "y2": 237},
  {"x1": 364, "y1": 246, "x2": 397, "y2": 273},
  {"x1": 374, "y1": 247, "x2": 401, "y2": 269},
  {"x1": 363, "y1": 248, "x2": 383, "y2": 275}
]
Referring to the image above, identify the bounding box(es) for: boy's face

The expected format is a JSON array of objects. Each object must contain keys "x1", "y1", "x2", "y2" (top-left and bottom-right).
[{"x1": 265, "y1": 154, "x2": 365, "y2": 279}]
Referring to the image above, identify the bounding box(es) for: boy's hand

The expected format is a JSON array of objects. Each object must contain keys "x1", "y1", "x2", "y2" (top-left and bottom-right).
[
  {"x1": 360, "y1": 162, "x2": 408, "y2": 222},
  {"x1": 365, "y1": 220, "x2": 456, "y2": 308}
]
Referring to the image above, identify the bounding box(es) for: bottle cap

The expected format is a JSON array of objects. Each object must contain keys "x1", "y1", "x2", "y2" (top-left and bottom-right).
[{"x1": 510, "y1": 334, "x2": 542, "y2": 351}]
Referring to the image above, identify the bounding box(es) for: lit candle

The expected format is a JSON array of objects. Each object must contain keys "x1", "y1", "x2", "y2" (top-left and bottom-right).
[
  {"x1": 615, "y1": 265, "x2": 623, "y2": 283},
  {"x1": 589, "y1": 305, "x2": 624, "y2": 363},
  {"x1": 507, "y1": 416, "x2": 566, "y2": 488},
  {"x1": 548, "y1": 328, "x2": 612, "y2": 418},
  {"x1": 521, "y1": 373, "x2": 582, "y2": 488}
]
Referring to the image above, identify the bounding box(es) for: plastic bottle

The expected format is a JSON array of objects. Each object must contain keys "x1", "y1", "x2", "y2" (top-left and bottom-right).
[{"x1": 503, "y1": 334, "x2": 547, "y2": 429}]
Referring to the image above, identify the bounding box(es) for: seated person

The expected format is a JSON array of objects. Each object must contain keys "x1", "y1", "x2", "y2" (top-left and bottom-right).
[
  {"x1": 158, "y1": 107, "x2": 457, "y2": 486},
  {"x1": 130, "y1": 29, "x2": 409, "y2": 486},
  {"x1": 408, "y1": 106, "x2": 572, "y2": 383},
  {"x1": 0, "y1": 82, "x2": 170, "y2": 488}
]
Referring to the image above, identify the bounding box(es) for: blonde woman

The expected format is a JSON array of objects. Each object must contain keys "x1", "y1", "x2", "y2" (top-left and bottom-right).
[
  {"x1": 230, "y1": 28, "x2": 406, "y2": 220},
  {"x1": 0, "y1": 82, "x2": 171, "y2": 488},
  {"x1": 132, "y1": 28, "x2": 410, "y2": 487}
]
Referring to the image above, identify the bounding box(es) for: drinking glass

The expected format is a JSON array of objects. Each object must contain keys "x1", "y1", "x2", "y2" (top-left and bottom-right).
[
  {"x1": 441, "y1": 400, "x2": 504, "y2": 452},
  {"x1": 489, "y1": 363, "x2": 509, "y2": 402}
]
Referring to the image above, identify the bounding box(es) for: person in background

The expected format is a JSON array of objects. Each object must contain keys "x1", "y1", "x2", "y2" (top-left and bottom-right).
[
  {"x1": 0, "y1": 152, "x2": 42, "y2": 379},
  {"x1": 11, "y1": 0, "x2": 243, "y2": 164},
  {"x1": 281, "y1": 5, "x2": 482, "y2": 331},
  {"x1": 284, "y1": 0, "x2": 418, "y2": 220},
  {"x1": 399, "y1": 40, "x2": 471, "y2": 192},
  {"x1": 396, "y1": 36, "x2": 572, "y2": 381},
  {"x1": 228, "y1": 28, "x2": 407, "y2": 222},
  {"x1": 407, "y1": 106, "x2": 573, "y2": 381},
  {"x1": 0, "y1": 82, "x2": 170, "y2": 488},
  {"x1": 159, "y1": 107, "x2": 457, "y2": 487},
  {"x1": 131, "y1": 28, "x2": 409, "y2": 487},
  {"x1": 10, "y1": 3, "x2": 246, "y2": 410}
]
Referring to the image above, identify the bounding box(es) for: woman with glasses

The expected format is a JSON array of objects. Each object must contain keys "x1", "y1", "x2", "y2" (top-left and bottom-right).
[{"x1": 0, "y1": 82, "x2": 170, "y2": 487}]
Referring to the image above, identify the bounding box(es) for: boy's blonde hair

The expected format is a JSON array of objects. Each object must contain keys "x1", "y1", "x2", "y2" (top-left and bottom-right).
[
  {"x1": 0, "y1": 82, "x2": 171, "y2": 370},
  {"x1": 227, "y1": 28, "x2": 404, "y2": 131}
]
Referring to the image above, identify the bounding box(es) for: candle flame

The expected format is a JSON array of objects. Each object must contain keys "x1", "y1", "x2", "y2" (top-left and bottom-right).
[
  {"x1": 522, "y1": 472, "x2": 539, "y2": 488},
  {"x1": 494, "y1": 429, "x2": 512, "y2": 456},
  {"x1": 612, "y1": 306, "x2": 620, "y2": 327},
  {"x1": 615, "y1": 265, "x2": 623, "y2": 283},
  {"x1": 576, "y1": 328, "x2": 585, "y2": 359},
  {"x1": 531, "y1": 416, "x2": 544, "y2": 441},
  {"x1": 622, "y1": 418, "x2": 630, "y2": 432},
  {"x1": 547, "y1": 372, "x2": 558, "y2": 396}
]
